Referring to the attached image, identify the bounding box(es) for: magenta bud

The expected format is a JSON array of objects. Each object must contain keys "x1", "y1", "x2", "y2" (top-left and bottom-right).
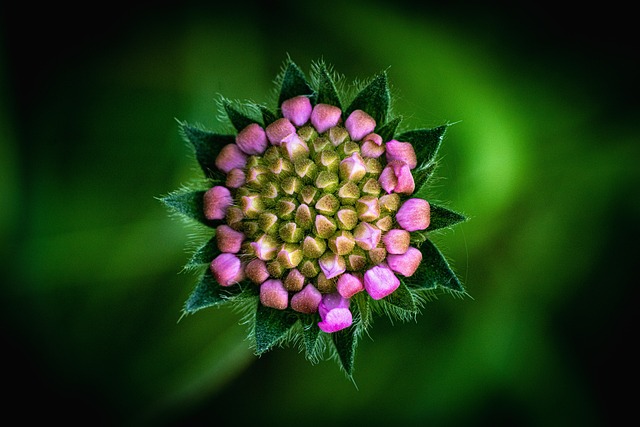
[
  {"x1": 260, "y1": 279, "x2": 288, "y2": 310},
  {"x1": 245, "y1": 258, "x2": 270, "y2": 284},
  {"x1": 356, "y1": 195, "x2": 380, "y2": 222},
  {"x1": 345, "y1": 109, "x2": 376, "y2": 141},
  {"x1": 385, "y1": 140, "x2": 417, "y2": 169},
  {"x1": 364, "y1": 264, "x2": 400, "y2": 300},
  {"x1": 361, "y1": 140, "x2": 385, "y2": 158},
  {"x1": 266, "y1": 118, "x2": 296, "y2": 145},
  {"x1": 318, "y1": 293, "x2": 353, "y2": 333},
  {"x1": 210, "y1": 253, "x2": 245, "y2": 287},
  {"x1": 382, "y1": 229, "x2": 411, "y2": 254},
  {"x1": 336, "y1": 273, "x2": 364, "y2": 298},
  {"x1": 216, "y1": 224, "x2": 245, "y2": 253},
  {"x1": 291, "y1": 284, "x2": 322, "y2": 314},
  {"x1": 215, "y1": 144, "x2": 248, "y2": 173},
  {"x1": 396, "y1": 198, "x2": 431, "y2": 231},
  {"x1": 225, "y1": 168, "x2": 246, "y2": 188},
  {"x1": 281, "y1": 96, "x2": 312, "y2": 126},
  {"x1": 379, "y1": 160, "x2": 415, "y2": 195},
  {"x1": 236, "y1": 123, "x2": 268, "y2": 155},
  {"x1": 203, "y1": 186, "x2": 232, "y2": 220},
  {"x1": 387, "y1": 246, "x2": 422, "y2": 277},
  {"x1": 310, "y1": 103, "x2": 342, "y2": 134},
  {"x1": 353, "y1": 222, "x2": 382, "y2": 251},
  {"x1": 318, "y1": 252, "x2": 346, "y2": 279}
]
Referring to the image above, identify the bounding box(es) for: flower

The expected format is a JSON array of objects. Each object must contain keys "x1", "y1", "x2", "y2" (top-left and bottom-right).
[{"x1": 163, "y1": 58, "x2": 468, "y2": 376}]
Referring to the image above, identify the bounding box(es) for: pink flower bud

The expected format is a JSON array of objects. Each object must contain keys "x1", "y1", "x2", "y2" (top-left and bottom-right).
[
  {"x1": 215, "y1": 224, "x2": 245, "y2": 253},
  {"x1": 318, "y1": 293, "x2": 353, "y2": 333},
  {"x1": 225, "y1": 168, "x2": 246, "y2": 188},
  {"x1": 281, "y1": 133, "x2": 309, "y2": 161},
  {"x1": 364, "y1": 264, "x2": 400, "y2": 300},
  {"x1": 318, "y1": 252, "x2": 346, "y2": 279},
  {"x1": 281, "y1": 96, "x2": 312, "y2": 126},
  {"x1": 265, "y1": 118, "x2": 296, "y2": 145},
  {"x1": 353, "y1": 222, "x2": 382, "y2": 251},
  {"x1": 235, "y1": 123, "x2": 268, "y2": 155},
  {"x1": 379, "y1": 160, "x2": 415, "y2": 194},
  {"x1": 336, "y1": 273, "x2": 364, "y2": 298},
  {"x1": 363, "y1": 132, "x2": 382, "y2": 146},
  {"x1": 339, "y1": 152, "x2": 367, "y2": 182},
  {"x1": 396, "y1": 198, "x2": 431, "y2": 231},
  {"x1": 215, "y1": 144, "x2": 248, "y2": 173},
  {"x1": 210, "y1": 253, "x2": 245, "y2": 287},
  {"x1": 361, "y1": 140, "x2": 385, "y2": 158},
  {"x1": 385, "y1": 140, "x2": 417, "y2": 169},
  {"x1": 382, "y1": 229, "x2": 411, "y2": 254},
  {"x1": 203, "y1": 186, "x2": 232, "y2": 220},
  {"x1": 245, "y1": 258, "x2": 270, "y2": 284},
  {"x1": 345, "y1": 109, "x2": 376, "y2": 141},
  {"x1": 310, "y1": 103, "x2": 342, "y2": 134},
  {"x1": 291, "y1": 284, "x2": 322, "y2": 314},
  {"x1": 387, "y1": 246, "x2": 422, "y2": 277},
  {"x1": 356, "y1": 196, "x2": 380, "y2": 222},
  {"x1": 251, "y1": 234, "x2": 279, "y2": 261},
  {"x1": 260, "y1": 279, "x2": 288, "y2": 310}
]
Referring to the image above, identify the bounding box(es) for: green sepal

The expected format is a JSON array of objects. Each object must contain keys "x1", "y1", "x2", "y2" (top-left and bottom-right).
[
  {"x1": 186, "y1": 235, "x2": 219, "y2": 269},
  {"x1": 183, "y1": 269, "x2": 244, "y2": 314},
  {"x1": 376, "y1": 116, "x2": 402, "y2": 142},
  {"x1": 278, "y1": 60, "x2": 313, "y2": 107},
  {"x1": 331, "y1": 323, "x2": 358, "y2": 377},
  {"x1": 160, "y1": 189, "x2": 213, "y2": 227},
  {"x1": 313, "y1": 62, "x2": 342, "y2": 109},
  {"x1": 346, "y1": 71, "x2": 390, "y2": 125},
  {"x1": 384, "y1": 280, "x2": 418, "y2": 314},
  {"x1": 178, "y1": 121, "x2": 231, "y2": 181},
  {"x1": 223, "y1": 99, "x2": 261, "y2": 131},
  {"x1": 254, "y1": 305, "x2": 299, "y2": 355},
  {"x1": 406, "y1": 239, "x2": 464, "y2": 294},
  {"x1": 259, "y1": 105, "x2": 278, "y2": 126},
  {"x1": 397, "y1": 125, "x2": 448, "y2": 168}
]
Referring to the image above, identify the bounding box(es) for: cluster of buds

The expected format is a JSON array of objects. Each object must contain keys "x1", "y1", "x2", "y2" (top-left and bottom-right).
[{"x1": 203, "y1": 96, "x2": 431, "y2": 333}]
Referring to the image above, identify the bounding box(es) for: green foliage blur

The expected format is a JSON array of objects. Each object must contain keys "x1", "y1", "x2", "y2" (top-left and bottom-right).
[{"x1": 2, "y1": 1, "x2": 637, "y2": 425}]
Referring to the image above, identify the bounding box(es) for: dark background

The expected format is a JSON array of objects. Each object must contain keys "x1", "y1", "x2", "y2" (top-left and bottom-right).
[{"x1": 2, "y1": 1, "x2": 637, "y2": 425}]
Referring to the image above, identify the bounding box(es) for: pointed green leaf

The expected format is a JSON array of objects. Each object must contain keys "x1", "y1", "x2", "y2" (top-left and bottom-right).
[
  {"x1": 332, "y1": 325, "x2": 357, "y2": 376},
  {"x1": 384, "y1": 280, "x2": 418, "y2": 314},
  {"x1": 223, "y1": 99, "x2": 261, "y2": 131},
  {"x1": 412, "y1": 162, "x2": 438, "y2": 200},
  {"x1": 428, "y1": 204, "x2": 467, "y2": 232},
  {"x1": 186, "y1": 235, "x2": 219, "y2": 269},
  {"x1": 408, "y1": 239, "x2": 464, "y2": 293},
  {"x1": 179, "y1": 122, "x2": 231, "y2": 180},
  {"x1": 278, "y1": 60, "x2": 313, "y2": 107},
  {"x1": 397, "y1": 125, "x2": 448, "y2": 167},
  {"x1": 160, "y1": 189, "x2": 212, "y2": 226},
  {"x1": 184, "y1": 269, "x2": 242, "y2": 313},
  {"x1": 254, "y1": 305, "x2": 298, "y2": 355},
  {"x1": 346, "y1": 72, "x2": 390, "y2": 125},
  {"x1": 300, "y1": 315, "x2": 322, "y2": 361},
  {"x1": 259, "y1": 105, "x2": 277, "y2": 126},
  {"x1": 376, "y1": 116, "x2": 402, "y2": 142},
  {"x1": 315, "y1": 63, "x2": 342, "y2": 109}
]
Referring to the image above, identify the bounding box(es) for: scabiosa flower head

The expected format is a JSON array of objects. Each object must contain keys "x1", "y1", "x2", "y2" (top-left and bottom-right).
[{"x1": 163, "y1": 58, "x2": 468, "y2": 377}]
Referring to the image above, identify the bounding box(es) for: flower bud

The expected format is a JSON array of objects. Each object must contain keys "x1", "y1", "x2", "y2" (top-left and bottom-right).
[
  {"x1": 203, "y1": 186, "x2": 232, "y2": 220},
  {"x1": 335, "y1": 207, "x2": 359, "y2": 230},
  {"x1": 345, "y1": 109, "x2": 376, "y2": 141},
  {"x1": 318, "y1": 293, "x2": 352, "y2": 333},
  {"x1": 260, "y1": 181, "x2": 279, "y2": 206},
  {"x1": 216, "y1": 224, "x2": 245, "y2": 253},
  {"x1": 277, "y1": 243, "x2": 304, "y2": 268},
  {"x1": 284, "y1": 268, "x2": 306, "y2": 292},
  {"x1": 245, "y1": 165, "x2": 269, "y2": 188},
  {"x1": 276, "y1": 197, "x2": 297, "y2": 220},
  {"x1": 310, "y1": 103, "x2": 342, "y2": 133},
  {"x1": 279, "y1": 221, "x2": 304, "y2": 243},
  {"x1": 336, "y1": 273, "x2": 365, "y2": 299},
  {"x1": 295, "y1": 204, "x2": 314, "y2": 230},
  {"x1": 251, "y1": 234, "x2": 279, "y2": 261},
  {"x1": 375, "y1": 215, "x2": 394, "y2": 232},
  {"x1": 258, "y1": 212, "x2": 279, "y2": 234},
  {"x1": 281, "y1": 176, "x2": 303, "y2": 196},
  {"x1": 291, "y1": 284, "x2": 322, "y2": 314},
  {"x1": 302, "y1": 235, "x2": 327, "y2": 259},
  {"x1": 368, "y1": 247, "x2": 387, "y2": 265},
  {"x1": 379, "y1": 160, "x2": 415, "y2": 194},
  {"x1": 240, "y1": 194, "x2": 264, "y2": 218},
  {"x1": 315, "y1": 194, "x2": 340, "y2": 216},
  {"x1": 260, "y1": 279, "x2": 288, "y2": 310},
  {"x1": 267, "y1": 259, "x2": 285, "y2": 278},
  {"x1": 361, "y1": 140, "x2": 385, "y2": 158},
  {"x1": 396, "y1": 198, "x2": 431, "y2": 231},
  {"x1": 265, "y1": 118, "x2": 296, "y2": 145},
  {"x1": 245, "y1": 258, "x2": 270, "y2": 284},
  {"x1": 317, "y1": 149, "x2": 339, "y2": 172},
  {"x1": 225, "y1": 206, "x2": 244, "y2": 231},
  {"x1": 236, "y1": 123, "x2": 268, "y2": 155},
  {"x1": 312, "y1": 136, "x2": 332, "y2": 153},
  {"x1": 215, "y1": 143, "x2": 248, "y2": 173},
  {"x1": 364, "y1": 264, "x2": 400, "y2": 300},
  {"x1": 319, "y1": 252, "x2": 346, "y2": 279},
  {"x1": 382, "y1": 229, "x2": 411, "y2": 254},
  {"x1": 387, "y1": 246, "x2": 422, "y2": 277},
  {"x1": 356, "y1": 195, "x2": 380, "y2": 222},
  {"x1": 329, "y1": 126, "x2": 349, "y2": 146},
  {"x1": 328, "y1": 230, "x2": 355, "y2": 256},
  {"x1": 316, "y1": 272, "x2": 337, "y2": 293},
  {"x1": 360, "y1": 177, "x2": 381, "y2": 196},
  {"x1": 297, "y1": 125, "x2": 317, "y2": 142},
  {"x1": 337, "y1": 182, "x2": 360, "y2": 205},
  {"x1": 281, "y1": 96, "x2": 312, "y2": 126},
  {"x1": 226, "y1": 168, "x2": 246, "y2": 188},
  {"x1": 241, "y1": 220, "x2": 260, "y2": 238},
  {"x1": 386, "y1": 140, "x2": 417, "y2": 169},
  {"x1": 340, "y1": 141, "x2": 361, "y2": 157},
  {"x1": 315, "y1": 171, "x2": 339, "y2": 193},
  {"x1": 210, "y1": 253, "x2": 245, "y2": 287},
  {"x1": 364, "y1": 158, "x2": 382, "y2": 175},
  {"x1": 346, "y1": 249, "x2": 367, "y2": 272},
  {"x1": 282, "y1": 133, "x2": 310, "y2": 161},
  {"x1": 339, "y1": 152, "x2": 367, "y2": 182},
  {"x1": 294, "y1": 158, "x2": 318, "y2": 181},
  {"x1": 299, "y1": 259, "x2": 320, "y2": 278},
  {"x1": 379, "y1": 193, "x2": 401, "y2": 213},
  {"x1": 353, "y1": 222, "x2": 382, "y2": 251},
  {"x1": 299, "y1": 185, "x2": 318, "y2": 205}
]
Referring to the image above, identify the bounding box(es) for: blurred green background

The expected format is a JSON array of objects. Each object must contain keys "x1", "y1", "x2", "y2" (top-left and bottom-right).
[{"x1": 2, "y1": 1, "x2": 637, "y2": 425}]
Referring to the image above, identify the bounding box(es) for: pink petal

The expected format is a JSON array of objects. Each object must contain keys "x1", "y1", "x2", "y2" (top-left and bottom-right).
[
  {"x1": 236, "y1": 123, "x2": 268, "y2": 155},
  {"x1": 387, "y1": 246, "x2": 422, "y2": 277},
  {"x1": 215, "y1": 224, "x2": 245, "y2": 253},
  {"x1": 260, "y1": 279, "x2": 288, "y2": 310},
  {"x1": 281, "y1": 96, "x2": 312, "y2": 126},
  {"x1": 203, "y1": 186, "x2": 232, "y2": 220},
  {"x1": 396, "y1": 198, "x2": 431, "y2": 232},
  {"x1": 310, "y1": 103, "x2": 342, "y2": 133},
  {"x1": 210, "y1": 253, "x2": 245, "y2": 287},
  {"x1": 291, "y1": 284, "x2": 322, "y2": 314},
  {"x1": 364, "y1": 264, "x2": 400, "y2": 300},
  {"x1": 336, "y1": 273, "x2": 365, "y2": 298},
  {"x1": 215, "y1": 144, "x2": 248, "y2": 173},
  {"x1": 265, "y1": 118, "x2": 296, "y2": 145},
  {"x1": 345, "y1": 109, "x2": 376, "y2": 141},
  {"x1": 386, "y1": 140, "x2": 417, "y2": 169}
]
